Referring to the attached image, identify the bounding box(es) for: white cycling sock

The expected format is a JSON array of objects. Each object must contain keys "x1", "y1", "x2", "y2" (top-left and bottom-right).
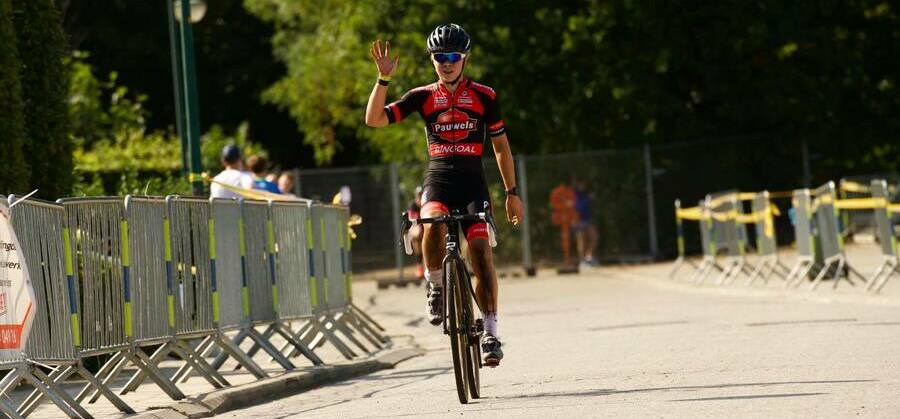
[
  {"x1": 483, "y1": 312, "x2": 498, "y2": 337},
  {"x1": 424, "y1": 268, "x2": 443, "y2": 289}
]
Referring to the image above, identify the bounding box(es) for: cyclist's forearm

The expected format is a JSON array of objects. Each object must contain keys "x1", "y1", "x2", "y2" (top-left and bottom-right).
[
  {"x1": 365, "y1": 82, "x2": 390, "y2": 127},
  {"x1": 492, "y1": 135, "x2": 517, "y2": 190}
]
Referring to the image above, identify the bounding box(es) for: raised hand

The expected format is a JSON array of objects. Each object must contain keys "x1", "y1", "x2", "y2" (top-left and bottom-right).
[{"x1": 371, "y1": 40, "x2": 399, "y2": 77}]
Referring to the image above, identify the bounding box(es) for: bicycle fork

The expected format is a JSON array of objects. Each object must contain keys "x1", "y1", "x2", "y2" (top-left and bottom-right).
[{"x1": 441, "y1": 223, "x2": 460, "y2": 336}]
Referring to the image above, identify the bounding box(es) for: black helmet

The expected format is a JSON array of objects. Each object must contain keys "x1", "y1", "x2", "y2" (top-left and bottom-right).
[{"x1": 426, "y1": 23, "x2": 471, "y2": 53}]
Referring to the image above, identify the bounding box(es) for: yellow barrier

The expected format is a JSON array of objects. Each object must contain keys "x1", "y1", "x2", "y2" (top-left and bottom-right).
[
  {"x1": 809, "y1": 195, "x2": 900, "y2": 214},
  {"x1": 676, "y1": 202, "x2": 780, "y2": 224},
  {"x1": 677, "y1": 180, "x2": 892, "y2": 211},
  {"x1": 675, "y1": 206, "x2": 704, "y2": 221},
  {"x1": 201, "y1": 173, "x2": 302, "y2": 202},
  {"x1": 839, "y1": 179, "x2": 897, "y2": 194},
  {"x1": 706, "y1": 190, "x2": 797, "y2": 207},
  {"x1": 839, "y1": 180, "x2": 871, "y2": 194}
]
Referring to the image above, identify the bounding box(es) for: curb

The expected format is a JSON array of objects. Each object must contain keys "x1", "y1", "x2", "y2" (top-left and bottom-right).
[{"x1": 134, "y1": 347, "x2": 425, "y2": 419}]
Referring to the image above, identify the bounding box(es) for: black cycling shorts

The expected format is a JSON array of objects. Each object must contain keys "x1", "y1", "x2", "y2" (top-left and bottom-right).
[{"x1": 420, "y1": 180, "x2": 492, "y2": 241}]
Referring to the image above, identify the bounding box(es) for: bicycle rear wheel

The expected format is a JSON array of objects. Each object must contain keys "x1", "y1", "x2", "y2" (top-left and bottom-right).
[{"x1": 446, "y1": 261, "x2": 470, "y2": 404}]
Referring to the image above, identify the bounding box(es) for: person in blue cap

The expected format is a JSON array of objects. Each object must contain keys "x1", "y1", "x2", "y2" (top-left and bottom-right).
[{"x1": 210, "y1": 144, "x2": 253, "y2": 198}]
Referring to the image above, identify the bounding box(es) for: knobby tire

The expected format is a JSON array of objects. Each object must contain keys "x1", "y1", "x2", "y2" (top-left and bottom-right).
[
  {"x1": 446, "y1": 260, "x2": 470, "y2": 404},
  {"x1": 459, "y1": 260, "x2": 481, "y2": 399}
]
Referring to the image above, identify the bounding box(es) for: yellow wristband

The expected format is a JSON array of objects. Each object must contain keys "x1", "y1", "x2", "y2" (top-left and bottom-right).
[{"x1": 378, "y1": 74, "x2": 392, "y2": 82}]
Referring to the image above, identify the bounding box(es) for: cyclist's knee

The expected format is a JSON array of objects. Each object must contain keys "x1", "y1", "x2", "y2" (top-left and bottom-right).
[
  {"x1": 422, "y1": 223, "x2": 446, "y2": 241},
  {"x1": 467, "y1": 238, "x2": 493, "y2": 261}
]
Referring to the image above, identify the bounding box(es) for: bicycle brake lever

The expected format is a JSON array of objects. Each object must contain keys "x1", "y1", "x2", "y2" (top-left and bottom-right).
[{"x1": 403, "y1": 229, "x2": 413, "y2": 255}]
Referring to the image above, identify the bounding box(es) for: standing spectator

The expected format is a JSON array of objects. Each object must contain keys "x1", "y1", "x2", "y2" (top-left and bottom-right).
[
  {"x1": 549, "y1": 180, "x2": 578, "y2": 267},
  {"x1": 277, "y1": 171, "x2": 298, "y2": 197},
  {"x1": 339, "y1": 185, "x2": 352, "y2": 206},
  {"x1": 247, "y1": 155, "x2": 280, "y2": 193},
  {"x1": 573, "y1": 181, "x2": 598, "y2": 267},
  {"x1": 210, "y1": 144, "x2": 253, "y2": 199}
]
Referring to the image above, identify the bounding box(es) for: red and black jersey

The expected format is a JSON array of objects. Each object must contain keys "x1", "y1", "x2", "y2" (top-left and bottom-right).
[{"x1": 385, "y1": 78, "x2": 505, "y2": 180}]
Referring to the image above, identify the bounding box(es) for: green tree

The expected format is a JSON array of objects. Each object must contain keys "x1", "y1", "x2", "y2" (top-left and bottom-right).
[
  {"x1": 60, "y1": 0, "x2": 312, "y2": 169},
  {"x1": 245, "y1": 0, "x2": 454, "y2": 165},
  {"x1": 12, "y1": 0, "x2": 73, "y2": 198},
  {"x1": 0, "y1": 0, "x2": 29, "y2": 194},
  {"x1": 246, "y1": 0, "x2": 898, "y2": 176}
]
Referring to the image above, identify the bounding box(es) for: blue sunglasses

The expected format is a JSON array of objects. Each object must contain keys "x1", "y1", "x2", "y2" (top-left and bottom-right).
[{"x1": 433, "y1": 52, "x2": 467, "y2": 64}]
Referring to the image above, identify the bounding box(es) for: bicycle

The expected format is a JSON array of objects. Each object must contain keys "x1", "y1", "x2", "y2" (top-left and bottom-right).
[{"x1": 401, "y1": 208, "x2": 497, "y2": 404}]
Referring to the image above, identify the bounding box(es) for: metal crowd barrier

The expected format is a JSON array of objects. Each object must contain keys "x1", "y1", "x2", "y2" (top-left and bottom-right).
[
  {"x1": 839, "y1": 178, "x2": 878, "y2": 239},
  {"x1": 58, "y1": 197, "x2": 186, "y2": 406},
  {"x1": 807, "y1": 182, "x2": 866, "y2": 290},
  {"x1": 866, "y1": 180, "x2": 899, "y2": 293},
  {"x1": 253, "y1": 200, "x2": 324, "y2": 365},
  {"x1": 206, "y1": 199, "x2": 300, "y2": 374},
  {"x1": 668, "y1": 199, "x2": 699, "y2": 278},
  {"x1": 119, "y1": 196, "x2": 229, "y2": 395},
  {"x1": 277, "y1": 203, "x2": 385, "y2": 362},
  {"x1": 671, "y1": 177, "x2": 900, "y2": 295},
  {"x1": 746, "y1": 192, "x2": 790, "y2": 285},
  {"x1": 171, "y1": 198, "x2": 270, "y2": 383},
  {"x1": 273, "y1": 203, "x2": 381, "y2": 359},
  {"x1": 723, "y1": 193, "x2": 754, "y2": 284},
  {"x1": 703, "y1": 192, "x2": 750, "y2": 285},
  {"x1": 689, "y1": 200, "x2": 721, "y2": 283},
  {"x1": 317, "y1": 205, "x2": 382, "y2": 350},
  {"x1": 4, "y1": 197, "x2": 134, "y2": 418},
  {"x1": 267, "y1": 201, "x2": 356, "y2": 362},
  {"x1": 0, "y1": 194, "x2": 385, "y2": 417},
  {"x1": 784, "y1": 189, "x2": 816, "y2": 287}
]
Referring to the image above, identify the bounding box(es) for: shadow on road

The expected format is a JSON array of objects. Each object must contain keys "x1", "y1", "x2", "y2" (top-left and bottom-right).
[
  {"x1": 496, "y1": 379, "x2": 875, "y2": 401},
  {"x1": 670, "y1": 392, "x2": 827, "y2": 402},
  {"x1": 588, "y1": 320, "x2": 691, "y2": 331},
  {"x1": 745, "y1": 318, "x2": 857, "y2": 327}
]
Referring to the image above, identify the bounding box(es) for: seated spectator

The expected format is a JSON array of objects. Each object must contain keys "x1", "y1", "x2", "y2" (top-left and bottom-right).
[
  {"x1": 210, "y1": 145, "x2": 253, "y2": 199},
  {"x1": 278, "y1": 171, "x2": 298, "y2": 197},
  {"x1": 247, "y1": 155, "x2": 280, "y2": 194}
]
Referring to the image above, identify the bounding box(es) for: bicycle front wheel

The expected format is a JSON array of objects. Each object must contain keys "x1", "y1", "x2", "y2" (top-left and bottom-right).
[
  {"x1": 446, "y1": 260, "x2": 470, "y2": 404},
  {"x1": 458, "y1": 261, "x2": 481, "y2": 399}
]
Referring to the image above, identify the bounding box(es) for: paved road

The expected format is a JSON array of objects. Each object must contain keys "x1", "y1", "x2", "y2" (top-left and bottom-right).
[{"x1": 221, "y1": 263, "x2": 900, "y2": 418}]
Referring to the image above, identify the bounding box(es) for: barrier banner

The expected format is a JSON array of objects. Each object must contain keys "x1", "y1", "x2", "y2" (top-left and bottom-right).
[{"x1": 0, "y1": 203, "x2": 35, "y2": 355}]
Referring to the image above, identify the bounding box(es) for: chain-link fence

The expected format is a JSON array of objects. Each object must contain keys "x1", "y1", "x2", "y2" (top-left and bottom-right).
[{"x1": 296, "y1": 136, "x2": 893, "y2": 279}]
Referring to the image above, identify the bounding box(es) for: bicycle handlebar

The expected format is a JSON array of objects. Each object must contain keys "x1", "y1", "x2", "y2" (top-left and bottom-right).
[{"x1": 401, "y1": 212, "x2": 497, "y2": 255}]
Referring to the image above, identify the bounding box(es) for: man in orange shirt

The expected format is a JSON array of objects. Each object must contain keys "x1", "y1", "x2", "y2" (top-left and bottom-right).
[{"x1": 550, "y1": 181, "x2": 578, "y2": 267}]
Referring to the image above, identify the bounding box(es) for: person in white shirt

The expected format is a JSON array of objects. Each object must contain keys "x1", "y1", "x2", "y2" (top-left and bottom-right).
[{"x1": 210, "y1": 144, "x2": 253, "y2": 199}]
